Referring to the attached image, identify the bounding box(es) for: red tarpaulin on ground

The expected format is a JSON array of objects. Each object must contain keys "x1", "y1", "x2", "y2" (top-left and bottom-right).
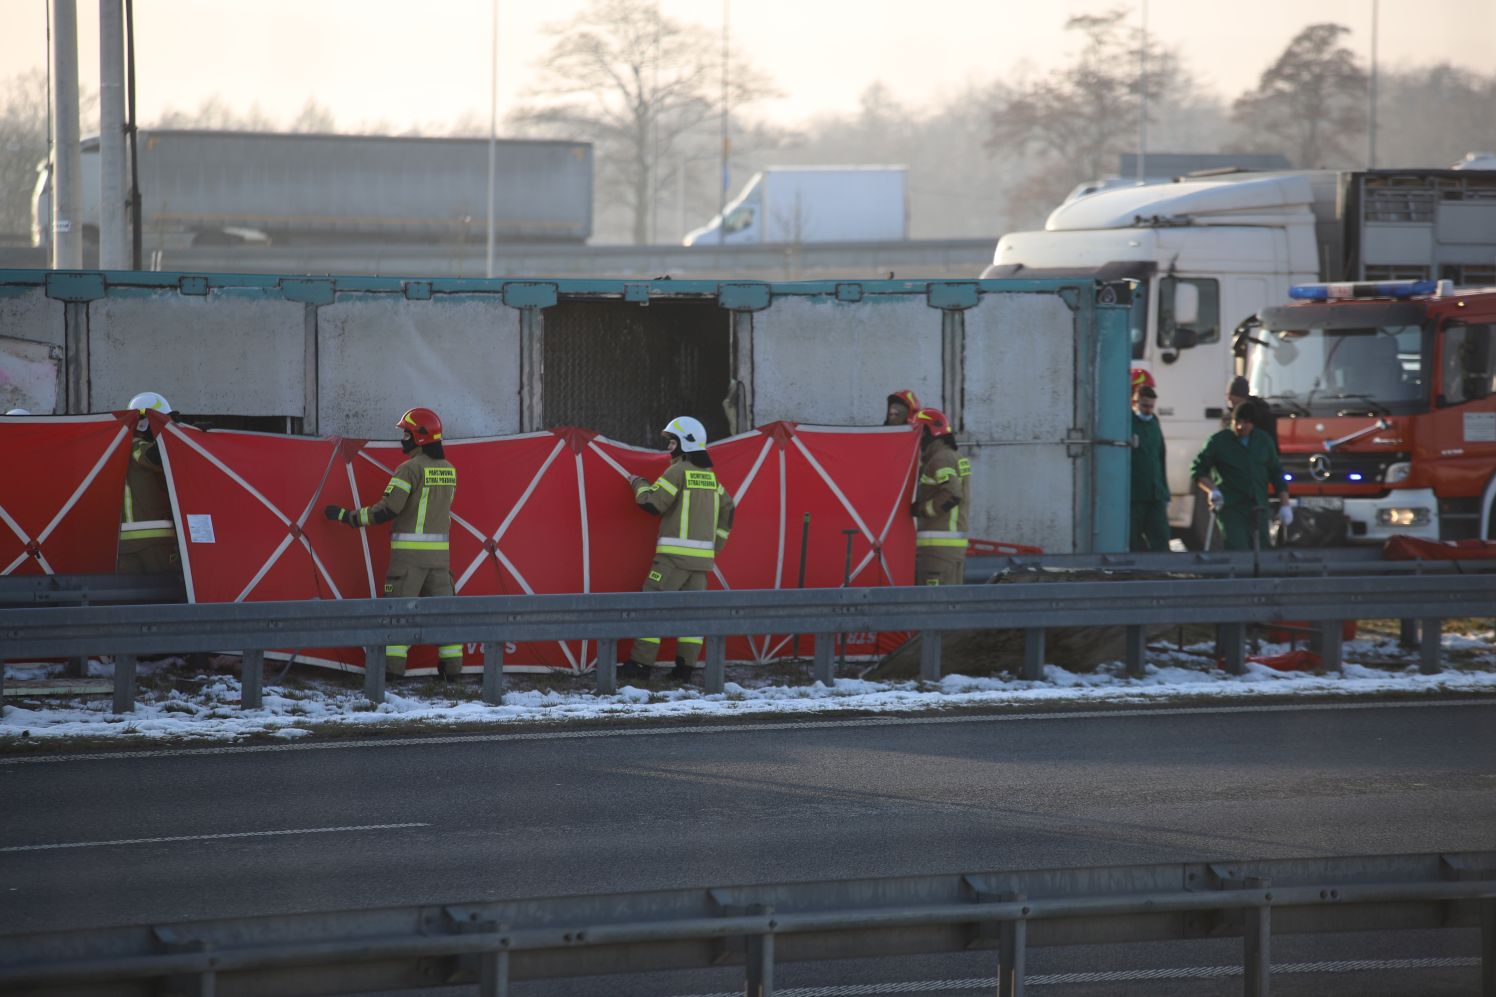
[
  {"x1": 152, "y1": 420, "x2": 921, "y2": 674},
  {"x1": 1384, "y1": 535, "x2": 1496, "y2": 561},
  {"x1": 0, "y1": 412, "x2": 134, "y2": 576}
]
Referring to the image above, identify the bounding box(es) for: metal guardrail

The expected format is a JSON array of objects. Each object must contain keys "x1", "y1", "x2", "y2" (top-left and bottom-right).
[
  {"x1": 965, "y1": 546, "x2": 1496, "y2": 581},
  {"x1": 1, "y1": 851, "x2": 1491, "y2": 996},
  {"x1": 3, "y1": 571, "x2": 1495, "y2": 713},
  {"x1": 0, "y1": 573, "x2": 183, "y2": 607}
]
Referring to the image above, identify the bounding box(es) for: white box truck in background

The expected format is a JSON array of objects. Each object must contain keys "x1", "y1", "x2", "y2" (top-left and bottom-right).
[
  {"x1": 985, "y1": 167, "x2": 1496, "y2": 546},
  {"x1": 683, "y1": 166, "x2": 908, "y2": 246}
]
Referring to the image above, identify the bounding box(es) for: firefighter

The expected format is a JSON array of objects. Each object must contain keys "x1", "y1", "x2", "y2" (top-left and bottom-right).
[
  {"x1": 619, "y1": 416, "x2": 735, "y2": 684},
  {"x1": 324, "y1": 407, "x2": 462, "y2": 679},
  {"x1": 1227, "y1": 376, "x2": 1277, "y2": 447},
  {"x1": 911, "y1": 408, "x2": 970, "y2": 585},
  {"x1": 1192, "y1": 402, "x2": 1292, "y2": 551},
  {"x1": 885, "y1": 389, "x2": 921, "y2": 427},
  {"x1": 117, "y1": 391, "x2": 182, "y2": 575}
]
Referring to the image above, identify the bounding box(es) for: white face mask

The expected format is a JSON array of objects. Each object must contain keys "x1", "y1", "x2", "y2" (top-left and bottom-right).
[{"x1": 1134, "y1": 410, "x2": 1154, "y2": 422}]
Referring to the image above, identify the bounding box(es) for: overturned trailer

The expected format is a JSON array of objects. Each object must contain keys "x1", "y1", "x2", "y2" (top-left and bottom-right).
[{"x1": 0, "y1": 271, "x2": 1133, "y2": 553}]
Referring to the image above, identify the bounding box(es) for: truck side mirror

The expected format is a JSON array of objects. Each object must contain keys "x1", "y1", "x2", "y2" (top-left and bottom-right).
[
  {"x1": 1172, "y1": 282, "x2": 1200, "y2": 326},
  {"x1": 1169, "y1": 327, "x2": 1199, "y2": 349}
]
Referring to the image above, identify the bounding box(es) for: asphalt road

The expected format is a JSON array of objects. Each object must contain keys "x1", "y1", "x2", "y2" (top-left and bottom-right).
[{"x1": 3, "y1": 698, "x2": 1495, "y2": 994}]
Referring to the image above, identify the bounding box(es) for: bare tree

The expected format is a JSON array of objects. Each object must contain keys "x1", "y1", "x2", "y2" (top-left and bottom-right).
[
  {"x1": 987, "y1": 9, "x2": 1187, "y2": 204},
  {"x1": 515, "y1": 0, "x2": 772, "y2": 244},
  {"x1": 1232, "y1": 23, "x2": 1366, "y2": 168},
  {"x1": 0, "y1": 70, "x2": 51, "y2": 237}
]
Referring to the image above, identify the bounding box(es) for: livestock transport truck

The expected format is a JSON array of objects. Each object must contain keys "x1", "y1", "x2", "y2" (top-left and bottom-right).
[
  {"x1": 1240, "y1": 280, "x2": 1496, "y2": 545},
  {"x1": 987, "y1": 167, "x2": 1496, "y2": 547},
  {"x1": 0, "y1": 270, "x2": 1134, "y2": 555},
  {"x1": 32, "y1": 130, "x2": 594, "y2": 260}
]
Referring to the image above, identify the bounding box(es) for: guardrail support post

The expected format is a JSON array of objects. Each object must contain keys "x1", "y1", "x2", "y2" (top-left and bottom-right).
[
  {"x1": 482, "y1": 641, "x2": 504, "y2": 705},
  {"x1": 480, "y1": 946, "x2": 510, "y2": 997},
  {"x1": 1481, "y1": 898, "x2": 1495, "y2": 997},
  {"x1": 240, "y1": 649, "x2": 263, "y2": 710},
  {"x1": 1219, "y1": 623, "x2": 1246, "y2": 676},
  {"x1": 998, "y1": 891, "x2": 1027, "y2": 997},
  {"x1": 1420, "y1": 618, "x2": 1442, "y2": 674},
  {"x1": 1242, "y1": 877, "x2": 1271, "y2": 997},
  {"x1": 595, "y1": 638, "x2": 617, "y2": 695},
  {"x1": 705, "y1": 635, "x2": 726, "y2": 694},
  {"x1": 745, "y1": 904, "x2": 775, "y2": 997},
  {"x1": 64, "y1": 655, "x2": 86, "y2": 678},
  {"x1": 1399, "y1": 618, "x2": 1419, "y2": 648},
  {"x1": 814, "y1": 632, "x2": 835, "y2": 686},
  {"x1": 920, "y1": 630, "x2": 942, "y2": 682},
  {"x1": 363, "y1": 646, "x2": 386, "y2": 704},
  {"x1": 0, "y1": 656, "x2": 6, "y2": 704},
  {"x1": 1021, "y1": 628, "x2": 1044, "y2": 681},
  {"x1": 1318, "y1": 621, "x2": 1343, "y2": 673},
  {"x1": 1124, "y1": 625, "x2": 1145, "y2": 678},
  {"x1": 112, "y1": 653, "x2": 136, "y2": 713}
]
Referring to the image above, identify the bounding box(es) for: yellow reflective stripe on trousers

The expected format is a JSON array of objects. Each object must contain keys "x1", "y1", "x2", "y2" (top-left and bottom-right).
[
  {"x1": 656, "y1": 543, "x2": 713, "y2": 559},
  {"x1": 120, "y1": 519, "x2": 175, "y2": 539},
  {"x1": 437, "y1": 645, "x2": 462, "y2": 660},
  {"x1": 916, "y1": 530, "x2": 967, "y2": 549},
  {"x1": 386, "y1": 645, "x2": 410, "y2": 658}
]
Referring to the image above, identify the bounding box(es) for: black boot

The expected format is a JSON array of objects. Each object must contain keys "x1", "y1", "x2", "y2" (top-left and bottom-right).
[
  {"x1": 670, "y1": 656, "x2": 693, "y2": 683},
  {"x1": 616, "y1": 660, "x2": 650, "y2": 683}
]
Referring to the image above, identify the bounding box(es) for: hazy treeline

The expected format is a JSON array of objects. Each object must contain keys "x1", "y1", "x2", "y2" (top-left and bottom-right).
[{"x1": 0, "y1": 2, "x2": 1493, "y2": 244}]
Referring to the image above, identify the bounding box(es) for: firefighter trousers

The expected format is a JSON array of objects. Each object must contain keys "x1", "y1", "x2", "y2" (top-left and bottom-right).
[
  {"x1": 631, "y1": 554, "x2": 708, "y2": 668},
  {"x1": 915, "y1": 549, "x2": 964, "y2": 586},
  {"x1": 382, "y1": 551, "x2": 462, "y2": 677}
]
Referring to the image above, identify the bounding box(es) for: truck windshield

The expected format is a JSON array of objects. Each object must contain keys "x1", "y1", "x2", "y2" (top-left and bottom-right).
[{"x1": 1246, "y1": 318, "x2": 1429, "y2": 416}]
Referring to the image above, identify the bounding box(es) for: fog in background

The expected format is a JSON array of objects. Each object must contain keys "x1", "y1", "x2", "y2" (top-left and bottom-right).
[{"x1": 1, "y1": 0, "x2": 1493, "y2": 244}]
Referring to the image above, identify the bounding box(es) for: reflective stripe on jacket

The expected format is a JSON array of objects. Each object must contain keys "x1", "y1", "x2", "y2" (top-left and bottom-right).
[
  {"x1": 359, "y1": 452, "x2": 457, "y2": 551},
  {"x1": 914, "y1": 444, "x2": 970, "y2": 552},
  {"x1": 120, "y1": 437, "x2": 175, "y2": 539},
  {"x1": 635, "y1": 460, "x2": 735, "y2": 566}
]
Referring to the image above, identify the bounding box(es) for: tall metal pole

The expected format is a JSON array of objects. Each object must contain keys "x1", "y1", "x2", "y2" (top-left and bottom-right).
[
  {"x1": 717, "y1": 0, "x2": 729, "y2": 245},
  {"x1": 98, "y1": 0, "x2": 128, "y2": 269},
  {"x1": 1136, "y1": 0, "x2": 1147, "y2": 184},
  {"x1": 125, "y1": 0, "x2": 142, "y2": 269},
  {"x1": 485, "y1": 0, "x2": 498, "y2": 278},
  {"x1": 1367, "y1": 0, "x2": 1378, "y2": 169},
  {"x1": 49, "y1": 0, "x2": 83, "y2": 270}
]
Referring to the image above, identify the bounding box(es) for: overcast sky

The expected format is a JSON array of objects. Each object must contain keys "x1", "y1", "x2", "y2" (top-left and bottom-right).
[{"x1": 1, "y1": 0, "x2": 1491, "y2": 132}]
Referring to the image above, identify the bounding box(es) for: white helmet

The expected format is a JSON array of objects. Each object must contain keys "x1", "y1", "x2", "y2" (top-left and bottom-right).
[
  {"x1": 4, "y1": 408, "x2": 30, "y2": 416},
  {"x1": 662, "y1": 416, "x2": 708, "y2": 453},
  {"x1": 128, "y1": 391, "x2": 172, "y2": 413}
]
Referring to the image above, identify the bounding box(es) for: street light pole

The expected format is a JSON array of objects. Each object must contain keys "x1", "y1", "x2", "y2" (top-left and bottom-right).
[
  {"x1": 485, "y1": 0, "x2": 498, "y2": 279},
  {"x1": 718, "y1": 0, "x2": 729, "y2": 245}
]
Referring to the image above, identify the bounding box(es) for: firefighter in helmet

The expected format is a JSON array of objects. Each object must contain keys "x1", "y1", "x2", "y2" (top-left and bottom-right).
[
  {"x1": 619, "y1": 416, "x2": 735, "y2": 684},
  {"x1": 885, "y1": 389, "x2": 921, "y2": 427},
  {"x1": 324, "y1": 407, "x2": 462, "y2": 679},
  {"x1": 117, "y1": 391, "x2": 181, "y2": 575},
  {"x1": 910, "y1": 408, "x2": 971, "y2": 586}
]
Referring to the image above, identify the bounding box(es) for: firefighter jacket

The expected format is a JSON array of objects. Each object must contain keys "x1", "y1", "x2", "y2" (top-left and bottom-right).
[
  {"x1": 915, "y1": 443, "x2": 970, "y2": 556},
  {"x1": 633, "y1": 459, "x2": 735, "y2": 570},
  {"x1": 120, "y1": 436, "x2": 176, "y2": 545},
  {"x1": 1191, "y1": 428, "x2": 1286, "y2": 512},
  {"x1": 1130, "y1": 411, "x2": 1169, "y2": 503},
  {"x1": 357, "y1": 450, "x2": 458, "y2": 562}
]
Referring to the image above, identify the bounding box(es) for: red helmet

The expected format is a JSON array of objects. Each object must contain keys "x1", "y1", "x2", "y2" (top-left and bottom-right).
[
  {"x1": 396, "y1": 407, "x2": 443, "y2": 445},
  {"x1": 913, "y1": 407, "x2": 953, "y2": 439},
  {"x1": 1130, "y1": 367, "x2": 1155, "y2": 393}
]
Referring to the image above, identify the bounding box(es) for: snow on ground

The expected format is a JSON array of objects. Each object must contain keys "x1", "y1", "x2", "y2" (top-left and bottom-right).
[{"x1": 3, "y1": 631, "x2": 1494, "y2": 745}]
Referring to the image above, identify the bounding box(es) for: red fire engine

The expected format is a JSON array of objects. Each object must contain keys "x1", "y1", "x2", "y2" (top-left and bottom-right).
[{"x1": 1240, "y1": 280, "x2": 1496, "y2": 544}]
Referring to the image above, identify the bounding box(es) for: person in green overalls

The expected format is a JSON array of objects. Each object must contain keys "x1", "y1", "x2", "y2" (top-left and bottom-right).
[
  {"x1": 1129, "y1": 385, "x2": 1170, "y2": 551},
  {"x1": 1191, "y1": 402, "x2": 1293, "y2": 551}
]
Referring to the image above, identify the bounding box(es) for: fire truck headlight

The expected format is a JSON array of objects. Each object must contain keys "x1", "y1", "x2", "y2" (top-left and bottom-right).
[
  {"x1": 1377, "y1": 507, "x2": 1430, "y2": 527},
  {"x1": 1383, "y1": 462, "x2": 1411, "y2": 484}
]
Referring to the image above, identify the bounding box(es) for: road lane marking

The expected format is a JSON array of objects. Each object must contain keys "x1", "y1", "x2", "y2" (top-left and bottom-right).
[
  {"x1": 2, "y1": 697, "x2": 1492, "y2": 766},
  {"x1": 0, "y1": 822, "x2": 429, "y2": 853}
]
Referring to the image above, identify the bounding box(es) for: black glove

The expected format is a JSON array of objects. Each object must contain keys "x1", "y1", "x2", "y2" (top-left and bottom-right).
[
  {"x1": 324, "y1": 504, "x2": 355, "y2": 527},
  {"x1": 910, "y1": 500, "x2": 923, "y2": 518}
]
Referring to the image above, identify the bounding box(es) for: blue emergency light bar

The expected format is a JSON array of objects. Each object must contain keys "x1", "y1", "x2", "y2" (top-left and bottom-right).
[{"x1": 1289, "y1": 280, "x2": 1437, "y2": 301}]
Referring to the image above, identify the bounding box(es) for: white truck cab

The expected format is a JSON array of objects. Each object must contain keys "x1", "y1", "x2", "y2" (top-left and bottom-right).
[{"x1": 986, "y1": 174, "x2": 1322, "y2": 543}]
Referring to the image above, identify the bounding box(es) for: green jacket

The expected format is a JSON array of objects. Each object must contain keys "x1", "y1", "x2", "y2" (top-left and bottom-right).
[
  {"x1": 1129, "y1": 412, "x2": 1169, "y2": 503},
  {"x1": 1191, "y1": 428, "x2": 1286, "y2": 510}
]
